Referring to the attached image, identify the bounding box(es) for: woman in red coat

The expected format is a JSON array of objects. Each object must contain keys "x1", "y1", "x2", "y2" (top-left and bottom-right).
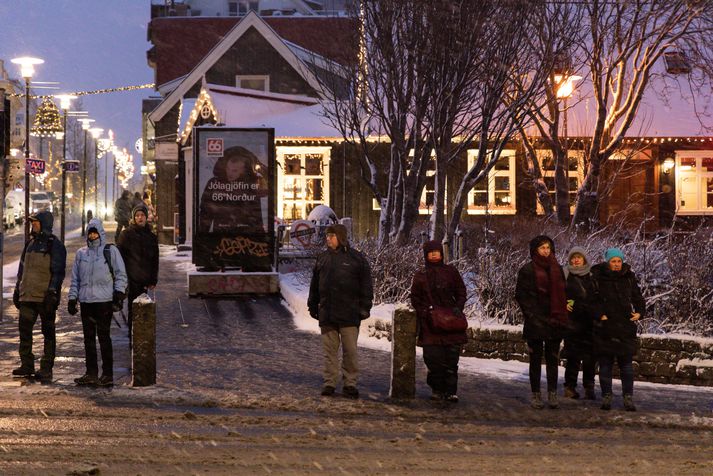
[{"x1": 410, "y1": 241, "x2": 467, "y2": 402}]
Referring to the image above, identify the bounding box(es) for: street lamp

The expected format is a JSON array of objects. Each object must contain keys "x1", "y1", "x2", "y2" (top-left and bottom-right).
[
  {"x1": 104, "y1": 130, "x2": 115, "y2": 220},
  {"x1": 89, "y1": 127, "x2": 103, "y2": 218},
  {"x1": 555, "y1": 73, "x2": 582, "y2": 218},
  {"x1": 78, "y1": 118, "x2": 94, "y2": 236},
  {"x1": 11, "y1": 56, "x2": 44, "y2": 241},
  {"x1": 56, "y1": 94, "x2": 76, "y2": 242}
]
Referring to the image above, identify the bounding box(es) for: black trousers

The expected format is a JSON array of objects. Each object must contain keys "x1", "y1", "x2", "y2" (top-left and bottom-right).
[
  {"x1": 18, "y1": 302, "x2": 56, "y2": 371},
  {"x1": 423, "y1": 344, "x2": 461, "y2": 396},
  {"x1": 80, "y1": 302, "x2": 114, "y2": 377},
  {"x1": 527, "y1": 339, "x2": 561, "y2": 393},
  {"x1": 564, "y1": 351, "x2": 596, "y2": 390}
]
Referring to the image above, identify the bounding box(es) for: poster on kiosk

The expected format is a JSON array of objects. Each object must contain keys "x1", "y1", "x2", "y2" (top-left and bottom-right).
[{"x1": 192, "y1": 127, "x2": 275, "y2": 271}]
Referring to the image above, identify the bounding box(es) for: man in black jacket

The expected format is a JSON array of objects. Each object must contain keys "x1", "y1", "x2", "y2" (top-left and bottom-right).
[
  {"x1": 12, "y1": 211, "x2": 67, "y2": 381},
  {"x1": 114, "y1": 190, "x2": 133, "y2": 242},
  {"x1": 308, "y1": 224, "x2": 373, "y2": 399},
  {"x1": 117, "y1": 204, "x2": 159, "y2": 342}
]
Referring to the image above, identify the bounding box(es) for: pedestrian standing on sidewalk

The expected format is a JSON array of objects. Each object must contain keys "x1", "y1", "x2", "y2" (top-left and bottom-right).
[
  {"x1": 12, "y1": 211, "x2": 66, "y2": 381},
  {"x1": 68, "y1": 218, "x2": 128, "y2": 387},
  {"x1": 562, "y1": 247, "x2": 600, "y2": 400},
  {"x1": 591, "y1": 247, "x2": 645, "y2": 411},
  {"x1": 410, "y1": 241, "x2": 467, "y2": 403},
  {"x1": 113, "y1": 190, "x2": 133, "y2": 242},
  {"x1": 515, "y1": 235, "x2": 568, "y2": 409},
  {"x1": 117, "y1": 204, "x2": 159, "y2": 343},
  {"x1": 308, "y1": 224, "x2": 373, "y2": 399}
]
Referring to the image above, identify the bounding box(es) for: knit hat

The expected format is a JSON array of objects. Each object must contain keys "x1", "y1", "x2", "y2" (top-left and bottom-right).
[
  {"x1": 529, "y1": 235, "x2": 555, "y2": 258},
  {"x1": 325, "y1": 223, "x2": 348, "y2": 247},
  {"x1": 423, "y1": 240, "x2": 444, "y2": 264},
  {"x1": 604, "y1": 247, "x2": 624, "y2": 262},
  {"x1": 567, "y1": 246, "x2": 589, "y2": 264},
  {"x1": 132, "y1": 204, "x2": 149, "y2": 220}
]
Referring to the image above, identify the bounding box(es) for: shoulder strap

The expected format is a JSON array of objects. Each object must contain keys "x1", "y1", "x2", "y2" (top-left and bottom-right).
[
  {"x1": 44, "y1": 234, "x2": 55, "y2": 256},
  {"x1": 103, "y1": 244, "x2": 115, "y2": 281}
]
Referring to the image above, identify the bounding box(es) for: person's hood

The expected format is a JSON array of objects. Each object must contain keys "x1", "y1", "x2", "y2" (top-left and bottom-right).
[
  {"x1": 423, "y1": 240, "x2": 444, "y2": 266},
  {"x1": 567, "y1": 246, "x2": 589, "y2": 264},
  {"x1": 529, "y1": 235, "x2": 555, "y2": 258},
  {"x1": 31, "y1": 211, "x2": 54, "y2": 234},
  {"x1": 86, "y1": 217, "x2": 107, "y2": 246}
]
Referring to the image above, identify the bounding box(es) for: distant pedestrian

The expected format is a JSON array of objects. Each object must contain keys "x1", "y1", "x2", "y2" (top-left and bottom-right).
[
  {"x1": 308, "y1": 224, "x2": 373, "y2": 399},
  {"x1": 114, "y1": 190, "x2": 133, "y2": 241},
  {"x1": 410, "y1": 241, "x2": 467, "y2": 403},
  {"x1": 562, "y1": 247, "x2": 600, "y2": 400},
  {"x1": 68, "y1": 218, "x2": 128, "y2": 387},
  {"x1": 515, "y1": 235, "x2": 568, "y2": 409},
  {"x1": 143, "y1": 191, "x2": 156, "y2": 224},
  {"x1": 117, "y1": 204, "x2": 159, "y2": 343},
  {"x1": 12, "y1": 211, "x2": 67, "y2": 381},
  {"x1": 132, "y1": 191, "x2": 144, "y2": 209},
  {"x1": 591, "y1": 247, "x2": 645, "y2": 411}
]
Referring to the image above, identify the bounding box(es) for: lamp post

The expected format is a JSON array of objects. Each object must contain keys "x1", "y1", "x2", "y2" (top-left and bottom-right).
[
  {"x1": 56, "y1": 94, "x2": 76, "y2": 242},
  {"x1": 78, "y1": 118, "x2": 95, "y2": 236},
  {"x1": 89, "y1": 127, "x2": 103, "y2": 218},
  {"x1": 555, "y1": 73, "x2": 582, "y2": 223},
  {"x1": 11, "y1": 56, "x2": 44, "y2": 242},
  {"x1": 104, "y1": 130, "x2": 114, "y2": 220}
]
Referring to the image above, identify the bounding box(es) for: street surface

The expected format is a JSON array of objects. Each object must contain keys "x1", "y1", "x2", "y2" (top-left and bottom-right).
[{"x1": 0, "y1": 222, "x2": 711, "y2": 474}]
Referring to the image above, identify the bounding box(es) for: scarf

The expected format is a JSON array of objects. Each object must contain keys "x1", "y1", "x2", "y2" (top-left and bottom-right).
[{"x1": 532, "y1": 252, "x2": 569, "y2": 326}]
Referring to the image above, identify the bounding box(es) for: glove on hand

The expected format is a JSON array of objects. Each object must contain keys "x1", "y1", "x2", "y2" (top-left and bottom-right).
[
  {"x1": 112, "y1": 291, "x2": 126, "y2": 311},
  {"x1": 44, "y1": 290, "x2": 59, "y2": 312},
  {"x1": 68, "y1": 299, "x2": 79, "y2": 316},
  {"x1": 12, "y1": 289, "x2": 20, "y2": 309}
]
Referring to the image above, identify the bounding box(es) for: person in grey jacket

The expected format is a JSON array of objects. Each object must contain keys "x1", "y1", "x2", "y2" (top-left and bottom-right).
[{"x1": 68, "y1": 218, "x2": 127, "y2": 387}]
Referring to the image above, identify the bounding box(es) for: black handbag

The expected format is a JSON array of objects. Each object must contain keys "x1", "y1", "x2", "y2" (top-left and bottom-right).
[{"x1": 425, "y1": 274, "x2": 468, "y2": 334}]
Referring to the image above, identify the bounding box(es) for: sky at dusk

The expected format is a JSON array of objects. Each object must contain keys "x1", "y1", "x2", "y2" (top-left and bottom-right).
[{"x1": 0, "y1": 0, "x2": 153, "y2": 187}]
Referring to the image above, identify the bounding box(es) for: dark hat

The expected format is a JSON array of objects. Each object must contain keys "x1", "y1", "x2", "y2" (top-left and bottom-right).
[
  {"x1": 529, "y1": 235, "x2": 555, "y2": 257},
  {"x1": 325, "y1": 223, "x2": 348, "y2": 247},
  {"x1": 132, "y1": 204, "x2": 149, "y2": 219},
  {"x1": 423, "y1": 240, "x2": 444, "y2": 263}
]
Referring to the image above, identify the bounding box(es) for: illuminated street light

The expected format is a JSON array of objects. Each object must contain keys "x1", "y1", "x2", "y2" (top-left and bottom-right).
[
  {"x1": 78, "y1": 118, "x2": 95, "y2": 235},
  {"x1": 56, "y1": 94, "x2": 76, "y2": 242},
  {"x1": 89, "y1": 127, "x2": 103, "y2": 217}
]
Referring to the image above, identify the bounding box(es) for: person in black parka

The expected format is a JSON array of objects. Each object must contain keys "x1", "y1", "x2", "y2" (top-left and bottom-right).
[
  {"x1": 114, "y1": 190, "x2": 133, "y2": 242},
  {"x1": 592, "y1": 247, "x2": 645, "y2": 411},
  {"x1": 308, "y1": 224, "x2": 373, "y2": 399},
  {"x1": 515, "y1": 235, "x2": 568, "y2": 409},
  {"x1": 562, "y1": 246, "x2": 601, "y2": 400},
  {"x1": 410, "y1": 241, "x2": 467, "y2": 403}
]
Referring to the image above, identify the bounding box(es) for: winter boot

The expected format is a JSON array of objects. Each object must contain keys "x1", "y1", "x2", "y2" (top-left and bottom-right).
[
  {"x1": 583, "y1": 385, "x2": 596, "y2": 400},
  {"x1": 563, "y1": 386, "x2": 580, "y2": 399},
  {"x1": 547, "y1": 391, "x2": 559, "y2": 409},
  {"x1": 343, "y1": 386, "x2": 359, "y2": 399},
  {"x1": 445, "y1": 394, "x2": 459, "y2": 403},
  {"x1": 34, "y1": 368, "x2": 53, "y2": 381},
  {"x1": 430, "y1": 391, "x2": 445, "y2": 401},
  {"x1": 321, "y1": 385, "x2": 335, "y2": 397},
  {"x1": 600, "y1": 393, "x2": 613, "y2": 411},
  {"x1": 530, "y1": 392, "x2": 545, "y2": 409},
  {"x1": 97, "y1": 375, "x2": 114, "y2": 387},
  {"x1": 12, "y1": 366, "x2": 35, "y2": 377},
  {"x1": 623, "y1": 394, "x2": 637, "y2": 412},
  {"x1": 74, "y1": 374, "x2": 98, "y2": 386}
]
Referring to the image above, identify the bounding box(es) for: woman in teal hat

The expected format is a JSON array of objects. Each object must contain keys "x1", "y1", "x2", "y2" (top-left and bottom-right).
[{"x1": 592, "y1": 247, "x2": 645, "y2": 411}]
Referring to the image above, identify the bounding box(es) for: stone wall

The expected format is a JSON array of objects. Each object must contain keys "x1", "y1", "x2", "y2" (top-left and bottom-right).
[{"x1": 374, "y1": 311, "x2": 713, "y2": 387}]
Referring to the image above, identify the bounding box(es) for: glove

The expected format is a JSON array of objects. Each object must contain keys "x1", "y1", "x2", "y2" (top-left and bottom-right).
[
  {"x1": 112, "y1": 291, "x2": 126, "y2": 311},
  {"x1": 566, "y1": 300, "x2": 574, "y2": 312},
  {"x1": 43, "y1": 290, "x2": 59, "y2": 312},
  {"x1": 68, "y1": 299, "x2": 79, "y2": 316},
  {"x1": 12, "y1": 289, "x2": 20, "y2": 309}
]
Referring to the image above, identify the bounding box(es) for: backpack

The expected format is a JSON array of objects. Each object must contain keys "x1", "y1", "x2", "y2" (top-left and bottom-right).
[{"x1": 103, "y1": 243, "x2": 116, "y2": 281}]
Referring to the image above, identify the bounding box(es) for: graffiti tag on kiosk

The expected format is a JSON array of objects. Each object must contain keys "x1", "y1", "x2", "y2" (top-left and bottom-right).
[{"x1": 213, "y1": 236, "x2": 269, "y2": 257}]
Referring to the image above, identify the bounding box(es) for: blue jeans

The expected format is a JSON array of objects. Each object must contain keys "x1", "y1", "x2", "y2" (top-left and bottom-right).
[{"x1": 598, "y1": 354, "x2": 634, "y2": 396}]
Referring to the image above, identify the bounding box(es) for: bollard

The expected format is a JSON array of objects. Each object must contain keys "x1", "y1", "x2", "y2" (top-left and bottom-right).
[
  {"x1": 131, "y1": 294, "x2": 156, "y2": 386},
  {"x1": 390, "y1": 306, "x2": 418, "y2": 399}
]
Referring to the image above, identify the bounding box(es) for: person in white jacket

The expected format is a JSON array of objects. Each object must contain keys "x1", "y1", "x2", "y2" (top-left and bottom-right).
[{"x1": 68, "y1": 218, "x2": 127, "y2": 387}]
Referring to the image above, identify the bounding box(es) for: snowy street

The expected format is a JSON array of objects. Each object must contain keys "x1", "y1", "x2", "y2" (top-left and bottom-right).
[{"x1": 0, "y1": 239, "x2": 710, "y2": 474}]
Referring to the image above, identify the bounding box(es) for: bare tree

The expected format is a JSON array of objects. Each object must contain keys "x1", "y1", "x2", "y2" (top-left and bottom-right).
[{"x1": 572, "y1": 0, "x2": 713, "y2": 227}]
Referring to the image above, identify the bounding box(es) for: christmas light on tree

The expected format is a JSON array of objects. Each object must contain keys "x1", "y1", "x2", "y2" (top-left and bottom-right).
[{"x1": 31, "y1": 98, "x2": 63, "y2": 137}]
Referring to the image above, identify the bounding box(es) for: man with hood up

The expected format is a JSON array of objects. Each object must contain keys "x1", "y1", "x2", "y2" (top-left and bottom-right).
[
  {"x1": 68, "y1": 218, "x2": 128, "y2": 387},
  {"x1": 12, "y1": 211, "x2": 67, "y2": 381},
  {"x1": 308, "y1": 224, "x2": 373, "y2": 399}
]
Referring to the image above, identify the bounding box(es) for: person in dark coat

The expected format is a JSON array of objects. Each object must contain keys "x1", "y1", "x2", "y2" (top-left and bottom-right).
[
  {"x1": 562, "y1": 247, "x2": 600, "y2": 400},
  {"x1": 131, "y1": 191, "x2": 144, "y2": 209},
  {"x1": 591, "y1": 247, "x2": 645, "y2": 411},
  {"x1": 113, "y1": 190, "x2": 133, "y2": 241},
  {"x1": 515, "y1": 235, "x2": 568, "y2": 409},
  {"x1": 410, "y1": 241, "x2": 467, "y2": 403},
  {"x1": 12, "y1": 211, "x2": 67, "y2": 381},
  {"x1": 308, "y1": 224, "x2": 373, "y2": 399},
  {"x1": 117, "y1": 204, "x2": 159, "y2": 343}
]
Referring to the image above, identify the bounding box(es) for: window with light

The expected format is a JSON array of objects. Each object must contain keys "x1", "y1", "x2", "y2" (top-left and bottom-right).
[
  {"x1": 535, "y1": 149, "x2": 584, "y2": 214},
  {"x1": 676, "y1": 151, "x2": 713, "y2": 214},
  {"x1": 467, "y1": 149, "x2": 516, "y2": 215},
  {"x1": 277, "y1": 146, "x2": 330, "y2": 220}
]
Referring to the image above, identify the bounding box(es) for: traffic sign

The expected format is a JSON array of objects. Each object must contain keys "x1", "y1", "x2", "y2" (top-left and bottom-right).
[
  {"x1": 63, "y1": 160, "x2": 80, "y2": 172},
  {"x1": 26, "y1": 158, "x2": 45, "y2": 175},
  {"x1": 289, "y1": 219, "x2": 317, "y2": 248}
]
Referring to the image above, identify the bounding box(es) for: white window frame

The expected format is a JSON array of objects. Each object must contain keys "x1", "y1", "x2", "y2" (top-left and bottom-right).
[
  {"x1": 466, "y1": 149, "x2": 517, "y2": 215},
  {"x1": 675, "y1": 150, "x2": 713, "y2": 214},
  {"x1": 236, "y1": 75, "x2": 270, "y2": 92},
  {"x1": 277, "y1": 146, "x2": 331, "y2": 221},
  {"x1": 534, "y1": 149, "x2": 584, "y2": 214}
]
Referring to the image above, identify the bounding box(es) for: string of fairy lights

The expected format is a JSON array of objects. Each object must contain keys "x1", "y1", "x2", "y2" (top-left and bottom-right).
[{"x1": 7, "y1": 83, "x2": 155, "y2": 99}]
